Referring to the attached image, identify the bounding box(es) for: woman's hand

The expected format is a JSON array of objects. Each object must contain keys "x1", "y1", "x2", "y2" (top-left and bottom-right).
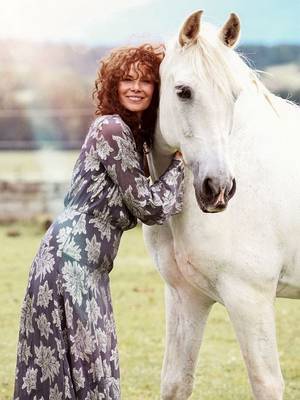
[{"x1": 173, "y1": 151, "x2": 183, "y2": 161}]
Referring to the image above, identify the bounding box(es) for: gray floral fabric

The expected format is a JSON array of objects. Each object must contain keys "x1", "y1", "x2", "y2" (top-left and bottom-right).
[{"x1": 13, "y1": 114, "x2": 184, "y2": 399}]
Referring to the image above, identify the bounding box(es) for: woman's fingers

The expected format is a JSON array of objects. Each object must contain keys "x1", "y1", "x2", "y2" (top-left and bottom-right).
[{"x1": 173, "y1": 151, "x2": 183, "y2": 160}]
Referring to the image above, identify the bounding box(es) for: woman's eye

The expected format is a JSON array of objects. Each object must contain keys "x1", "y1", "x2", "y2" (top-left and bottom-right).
[{"x1": 175, "y1": 85, "x2": 192, "y2": 100}]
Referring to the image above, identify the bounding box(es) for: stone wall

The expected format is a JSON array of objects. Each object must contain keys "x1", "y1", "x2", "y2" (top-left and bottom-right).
[{"x1": 0, "y1": 180, "x2": 69, "y2": 221}]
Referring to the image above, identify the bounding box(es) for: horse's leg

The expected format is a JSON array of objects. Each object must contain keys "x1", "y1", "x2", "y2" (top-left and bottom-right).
[
  {"x1": 161, "y1": 283, "x2": 214, "y2": 400},
  {"x1": 223, "y1": 283, "x2": 284, "y2": 400},
  {"x1": 143, "y1": 224, "x2": 214, "y2": 400}
]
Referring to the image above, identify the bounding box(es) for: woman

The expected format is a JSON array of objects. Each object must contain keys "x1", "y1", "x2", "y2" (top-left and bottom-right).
[{"x1": 13, "y1": 44, "x2": 184, "y2": 399}]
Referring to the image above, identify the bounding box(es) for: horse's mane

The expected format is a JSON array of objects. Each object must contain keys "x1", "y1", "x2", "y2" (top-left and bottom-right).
[
  {"x1": 162, "y1": 22, "x2": 299, "y2": 118},
  {"x1": 190, "y1": 36, "x2": 258, "y2": 103}
]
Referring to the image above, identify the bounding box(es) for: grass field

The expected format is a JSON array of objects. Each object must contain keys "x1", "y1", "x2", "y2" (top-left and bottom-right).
[{"x1": 0, "y1": 222, "x2": 299, "y2": 399}]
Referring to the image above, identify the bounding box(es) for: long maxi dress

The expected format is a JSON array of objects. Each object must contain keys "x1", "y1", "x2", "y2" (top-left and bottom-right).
[{"x1": 13, "y1": 114, "x2": 184, "y2": 400}]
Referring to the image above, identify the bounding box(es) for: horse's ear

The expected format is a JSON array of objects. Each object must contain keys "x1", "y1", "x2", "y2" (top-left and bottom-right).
[
  {"x1": 179, "y1": 10, "x2": 203, "y2": 47},
  {"x1": 219, "y1": 13, "x2": 240, "y2": 48}
]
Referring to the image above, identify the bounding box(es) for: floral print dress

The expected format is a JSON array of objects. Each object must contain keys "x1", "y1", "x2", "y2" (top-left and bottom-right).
[{"x1": 13, "y1": 114, "x2": 184, "y2": 400}]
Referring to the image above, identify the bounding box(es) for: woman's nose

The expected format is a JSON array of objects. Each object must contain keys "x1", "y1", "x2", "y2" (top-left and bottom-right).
[{"x1": 131, "y1": 80, "x2": 141, "y2": 91}]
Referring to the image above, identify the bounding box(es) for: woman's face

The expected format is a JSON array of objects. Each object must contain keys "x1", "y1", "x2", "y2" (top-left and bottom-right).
[{"x1": 118, "y1": 62, "x2": 155, "y2": 118}]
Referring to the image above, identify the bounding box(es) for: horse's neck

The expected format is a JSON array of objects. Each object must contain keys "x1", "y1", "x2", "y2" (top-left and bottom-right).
[
  {"x1": 230, "y1": 79, "x2": 283, "y2": 141},
  {"x1": 148, "y1": 123, "x2": 175, "y2": 180}
]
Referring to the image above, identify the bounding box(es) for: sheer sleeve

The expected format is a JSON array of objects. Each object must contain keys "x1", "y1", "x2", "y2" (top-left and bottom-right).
[{"x1": 93, "y1": 116, "x2": 184, "y2": 225}]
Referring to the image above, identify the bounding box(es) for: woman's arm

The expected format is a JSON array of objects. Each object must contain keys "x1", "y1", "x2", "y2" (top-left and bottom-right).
[{"x1": 93, "y1": 116, "x2": 184, "y2": 225}]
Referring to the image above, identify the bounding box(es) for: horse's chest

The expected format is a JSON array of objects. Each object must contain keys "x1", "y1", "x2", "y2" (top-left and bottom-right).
[{"x1": 174, "y1": 245, "x2": 223, "y2": 302}]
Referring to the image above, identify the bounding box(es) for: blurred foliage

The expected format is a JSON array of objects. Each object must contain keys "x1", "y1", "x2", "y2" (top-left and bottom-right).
[
  {"x1": 0, "y1": 40, "x2": 111, "y2": 148},
  {"x1": 0, "y1": 41, "x2": 300, "y2": 149}
]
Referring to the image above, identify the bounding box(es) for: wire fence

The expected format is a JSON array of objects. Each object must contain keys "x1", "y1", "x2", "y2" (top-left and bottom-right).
[
  {"x1": 0, "y1": 108, "x2": 93, "y2": 117},
  {"x1": 0, "y1": 108, "x2": 94, "y2": 149},
  {"x1": 0, "y1": 141, "x2": 83, "y2": 150}
]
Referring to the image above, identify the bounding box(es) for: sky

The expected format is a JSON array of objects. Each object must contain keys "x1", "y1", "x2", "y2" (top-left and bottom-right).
[{"x1": 1, "y1": 0, "x2": 300, "y2": 46}]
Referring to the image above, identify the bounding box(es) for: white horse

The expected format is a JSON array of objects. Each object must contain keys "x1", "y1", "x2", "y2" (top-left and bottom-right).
[{"x1": 143, "y1": 10, "x2": 300, "y2": 400}]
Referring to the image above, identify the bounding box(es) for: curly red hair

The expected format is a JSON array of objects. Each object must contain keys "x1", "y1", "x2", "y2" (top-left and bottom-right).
[{"x1": 93, "y1": 43, "x2": 165, "y2": 155}]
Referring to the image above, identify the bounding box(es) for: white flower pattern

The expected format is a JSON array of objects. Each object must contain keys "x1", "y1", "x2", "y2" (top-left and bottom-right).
[
  {"x1": 84, "y1": 145, "x2": 100, "y2": 172},
  {"x1": 37, "y1": 281, "x2": 53, "y2": 308},
  {"x1": 62, "y1": 260, "x2": 87, "y2": 306},
  {"x1": 73, "y1": 367, "x2": 86, "y2": 391},
  {"x1": 85, "y1": 234, "x2": 101, "y2": 264},
  {"x1": 72, "y1": 213, "x2": 87, "y2": 235},
  {"x1": 21, "y1": 367, "x2": 38, "y2": 394},
  {"x1": 34, "y1": 343, "x2": 60, "y2": 383},
  {"x1": 51, "y1": 300, "x2": 64, "y2": 330},
  {"x1": 86, "y1": 297, "x2": 101, "y2": 322},
  {"x1": 34, "y1": 241, "x2": 55, "y2": 282},
  {"x1": 35, "y1": 313, "x2": 53, "y2": 339},
  {"x1": 62, "y1": 236, "x2": 82, "y2": 261},
  {"x1": 64, "y1": 376, "x2": 72, "y2": 399},
  {"x1": 95, "y1": 136, "x2": 113, "y2": 160},
  {"x1": 14, "y1": 115, "x2": 184, "y2": 399},
  {"x1": 64, "y1": 298, "x2": 74, "y2": 328},
  {"x1": 49, "y1": 383, "x2": 63, "y2": 400},
  {"x1": 18, "y1": 339, "x2": 32, "y2": 365},
  {"x1": 70, "y1": 320, "x2": 96, "y2": 362},
  {"x1": 87, "y1": 173, "x2": 107, "y2": 199},
  {"x1": 88, "y1": 356, "x2": 104, "y2": 381},
  {"x1": 20, "y1": 293, "x2": 36, "y2": 336}
]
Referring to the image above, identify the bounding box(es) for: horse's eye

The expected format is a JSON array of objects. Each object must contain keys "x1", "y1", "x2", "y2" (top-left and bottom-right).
[{"x1": 175, "y1": 85, "x2": 192, "y2": 100}]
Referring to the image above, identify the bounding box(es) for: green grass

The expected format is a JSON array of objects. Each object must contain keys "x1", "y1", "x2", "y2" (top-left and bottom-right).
[{"x1": 0, "y1": 222, "x2": 299, "y2": 399}]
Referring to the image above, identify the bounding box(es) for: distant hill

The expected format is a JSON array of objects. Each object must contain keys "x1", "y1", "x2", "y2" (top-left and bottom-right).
[
  {"x1": 0, "y1": 40, "x2": 300, "y2": 149},
  {"x1": 239, "y1": 44, "x2": 300, "y2": 70},
  {"x1": 1, "y1": 40, "x2": 299, "y2": 78}
]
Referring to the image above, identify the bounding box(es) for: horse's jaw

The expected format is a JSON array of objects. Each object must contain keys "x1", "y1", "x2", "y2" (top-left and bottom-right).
[{"x1": 152, "y1": 121, "x2": 237, "y2": 213}]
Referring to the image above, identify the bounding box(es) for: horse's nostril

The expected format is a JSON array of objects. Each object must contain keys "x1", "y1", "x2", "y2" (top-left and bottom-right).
[
  {"x1": 203, "y1": 178, "x2": 215, "y2": 200},
  {"x1": 228, "y1": 178, "x2": 236, "y2": 198}
]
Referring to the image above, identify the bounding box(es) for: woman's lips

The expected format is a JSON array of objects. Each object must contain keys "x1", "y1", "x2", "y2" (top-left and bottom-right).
[{"x1": 127, "y1": 96, "x2": 144, "y2": 102}]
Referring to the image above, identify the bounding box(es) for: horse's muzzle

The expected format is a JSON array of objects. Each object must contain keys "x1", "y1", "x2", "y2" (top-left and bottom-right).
[{"x1": 194, "y1": 177, "x2": 236, "y2": 213}]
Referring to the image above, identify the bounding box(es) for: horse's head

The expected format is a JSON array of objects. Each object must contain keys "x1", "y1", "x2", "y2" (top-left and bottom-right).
[{"x1": 159, "y1": 11, "x2": 247, "y2": 213}]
